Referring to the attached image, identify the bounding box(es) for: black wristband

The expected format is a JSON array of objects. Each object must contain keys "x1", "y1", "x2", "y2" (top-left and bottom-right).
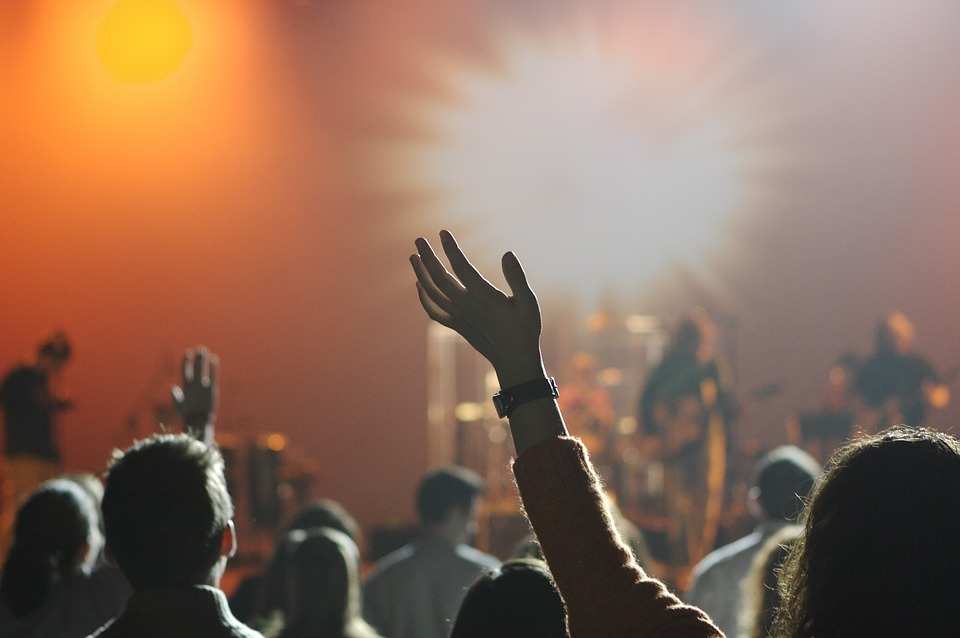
[{"x1": 492, "y1": 377, "x2": 559, "y2": 419}]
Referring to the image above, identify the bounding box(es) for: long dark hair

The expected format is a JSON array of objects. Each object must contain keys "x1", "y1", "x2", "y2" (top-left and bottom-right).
[
  {"x1": 774, "y1": 427, "x2": 960, "y2": 637},
  {"x1": 0, "y1": 480, "x2": 96, "y2": 617},
  {"x1": 279, "y1": 528, "x2": 380, "y2": 638}
]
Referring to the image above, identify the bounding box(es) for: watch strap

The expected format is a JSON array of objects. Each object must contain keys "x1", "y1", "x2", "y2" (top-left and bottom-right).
[{"x1": 493, "y1": 377, "x2": 559, "y2": 418}]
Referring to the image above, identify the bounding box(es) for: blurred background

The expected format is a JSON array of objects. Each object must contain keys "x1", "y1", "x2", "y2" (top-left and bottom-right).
[{"x1": 4, "y1": 0, "x2": 960, "y2": 559}]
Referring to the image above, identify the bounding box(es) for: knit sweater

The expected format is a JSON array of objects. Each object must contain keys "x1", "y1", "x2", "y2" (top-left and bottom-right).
[{"x1": 513, "y1": 436, "x2": 723, "y2": 638}]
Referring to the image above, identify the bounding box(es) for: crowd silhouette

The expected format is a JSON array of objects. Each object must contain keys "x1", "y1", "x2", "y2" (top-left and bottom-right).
[{"x1": 0, "y1": 232, "x2": 958, "y2": 638}]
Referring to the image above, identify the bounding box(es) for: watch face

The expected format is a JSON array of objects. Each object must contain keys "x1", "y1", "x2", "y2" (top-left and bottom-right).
[{"x1": 492, "y1": 393, "x2": 512, "y2": 419}]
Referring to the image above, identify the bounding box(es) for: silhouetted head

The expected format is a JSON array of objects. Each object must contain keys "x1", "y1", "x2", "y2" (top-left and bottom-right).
[
  {"x1": 751, "y1": 446, "x2": 821, "y2": 523},
  {"x1": 450, "y1": 559, "x2": 567, "y2": 638},
  {"x1": 102, "y1": 434, "x2": 235, "y2": 590},
  {"x1": 259, "y1": 499, "x2": 363, "y2": 617},
  {"x1": 0, "y1": 479, "x2": 100, "y2": 617},
  {"x1": 36, "y1": 331, "x2": 71, "y2": 373},
  {"x1": 669, "y1": 309, "x2": 716, "y2": 362},
  {"x1": 286, "y1": 499, "x2": 361, "y2": 546},
  {"x1": 416, "y1": 467, "x2": 484, "y2": 545},
  {"x1": 281, "y1": 528, "x2": 379, "y2": 638},
  {"x1": 775, "y1": 427, "x2": 960, "y2": 637},
  {"x1": 875, "y1": 311, "x2": 914, "y2": 355}
]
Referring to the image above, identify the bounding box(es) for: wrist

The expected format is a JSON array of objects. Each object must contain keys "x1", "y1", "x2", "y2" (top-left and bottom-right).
[{"x1": 494, "y1": 354, "x2": 547, "y2": 389}]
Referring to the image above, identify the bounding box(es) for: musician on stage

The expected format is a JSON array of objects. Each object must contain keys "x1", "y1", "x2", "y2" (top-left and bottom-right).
[
  {"x1": 638, "y1": 311, "x2": 735, "y2": 568},
  {"x1": 0, "y1": 332, "x2": 74, "y2": 542},
  {"x1": 855, "y1": 312, "x2": 949, "y2": 429}
]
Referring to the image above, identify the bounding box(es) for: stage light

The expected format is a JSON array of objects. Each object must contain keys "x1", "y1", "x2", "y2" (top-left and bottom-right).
[
  {"x1": 379, "y1": 21, "x2": 778, "y2": 294},
  {"x1": 96, "y1": 0, "x2": 193, "y2": 83}
]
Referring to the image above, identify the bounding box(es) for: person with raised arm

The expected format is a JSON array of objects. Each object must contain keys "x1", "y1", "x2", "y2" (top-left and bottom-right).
[{"x1": 410, "y1": 230, "x2": 721, "y2": 638}]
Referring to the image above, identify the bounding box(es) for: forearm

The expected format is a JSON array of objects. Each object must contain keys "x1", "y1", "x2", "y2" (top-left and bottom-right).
[{"x1": 496, "y1": 356, "x2": 568, "y2": 454}]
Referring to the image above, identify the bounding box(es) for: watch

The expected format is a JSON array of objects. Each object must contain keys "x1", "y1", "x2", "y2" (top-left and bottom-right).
[{"x1": 492, "y1": 377, "x2": 559, "y2": 419}]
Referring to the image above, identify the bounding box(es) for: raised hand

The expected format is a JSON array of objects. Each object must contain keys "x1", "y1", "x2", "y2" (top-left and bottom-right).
[
  {"x1": 411, "y1": 230, "x2": 545, "y2": 388},
  {"x1": 171, "y1": 346, "x2": 219, "y2": 443}
]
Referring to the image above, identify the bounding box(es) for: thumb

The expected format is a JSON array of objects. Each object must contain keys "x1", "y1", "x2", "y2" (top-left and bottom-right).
[{"x1": 502, "y1": 251, "x2": 535, "y2": 302}]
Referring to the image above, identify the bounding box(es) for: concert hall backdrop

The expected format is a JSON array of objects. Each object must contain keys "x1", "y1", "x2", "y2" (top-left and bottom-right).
[{"x1": 3, "y1": 0, "x2": 960, "y2": 528}]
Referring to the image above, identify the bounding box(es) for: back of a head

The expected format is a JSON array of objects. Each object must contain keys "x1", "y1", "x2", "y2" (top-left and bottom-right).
[
  {"x1": 451, "y1": 559, "x2": 567, "y2": 638},
  {"x1": 0, "y1": 480, "x2": 96, "y2": 617},
  {"x1": 102, "y1": 434, "x2": 233, "y2": 590},
  {"x1": 283, "y1": 528, "x2": 377, "y2": 638},
  {"x1": 286, "y1": 499, "x2": 361, "y2": 545},
  {"x1": 776, "y1": 427, "x2": 960, "y2": 637},
  {"x1": 416, "y1": 467, "x2": 483, "y2": 526},
  {"x1": 754, "y1": 446, "x2": 821, "y2": 522}
]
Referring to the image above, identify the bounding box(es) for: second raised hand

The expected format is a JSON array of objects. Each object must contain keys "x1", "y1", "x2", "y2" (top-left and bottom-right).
[{"x1": 410, "y1": 230, "x2": 546, "y2": 388}]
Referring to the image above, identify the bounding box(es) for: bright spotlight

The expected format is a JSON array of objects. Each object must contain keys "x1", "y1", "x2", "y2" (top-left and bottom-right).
[
  {"x1": 378, "y1": 22, "x2": 779, "y2": 293},
  {"x1": 96, "y1": 0, "x2": 193, "y2": 83}
]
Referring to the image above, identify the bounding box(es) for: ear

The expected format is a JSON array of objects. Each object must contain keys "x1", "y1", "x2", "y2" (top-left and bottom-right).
[{"x1": 221, "y1": 520, "x2": 238, "y2": 559}]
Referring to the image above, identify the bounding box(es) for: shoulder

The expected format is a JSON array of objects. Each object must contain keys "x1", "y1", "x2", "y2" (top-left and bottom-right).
[
  {"x1": 85, "y1": 618, "x2": 117, "y2": 638},
  {"x1": 454, "y1": 545, "x2": 500, "y2": 571},
  {"x1": 691, "y1": 531, "x2": 762, "y2": 582},
  {"x1": 365, "y1": 544, "x2": 417, "y2": 584}
]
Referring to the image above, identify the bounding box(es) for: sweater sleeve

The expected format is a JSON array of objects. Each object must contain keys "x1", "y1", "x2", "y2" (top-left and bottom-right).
[{"x1": 513, "y1": 436, "x2": 723, "y2": 638}]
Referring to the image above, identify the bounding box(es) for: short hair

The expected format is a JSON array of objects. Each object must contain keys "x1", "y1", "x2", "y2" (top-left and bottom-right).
[
  {"x1": 753, "y1": 446, "x2": 821, "y2": 522},
  {"x1": 450, "y1": 559, "x2": 566, "y2": 638},
  {"x1": 416, "y1": 467, "x2": 483, "y2": 525},
  {"x1": 102, "y1": 434, "x2": 233, "y2": 589}
]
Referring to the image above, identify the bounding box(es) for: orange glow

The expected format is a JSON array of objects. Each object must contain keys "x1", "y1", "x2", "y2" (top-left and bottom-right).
[{"x1": 96, "y1": 0, "x2": 193, "y2": 83}]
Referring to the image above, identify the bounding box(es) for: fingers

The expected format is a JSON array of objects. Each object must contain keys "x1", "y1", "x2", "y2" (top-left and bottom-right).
[
  {"x1": 206, "y1": 353, "x2": 219, "y2": 389},
  {"x1": 411, "y1": 255, "x2": 454, "y2": 313},
  {"x1": 501, "y1": 251, "x2": 536, "y2": 302},
  {"x1": 417, "y1": 284, "x2": 495, "y2": 362},
  {"x1": 439, "y1": 230, "x2": 501, "y2": 296},
  {"x1": 182, "y1": 351, "x2": 193, "y2": 383},
  {"x1": 415, "y1": 237, "x2": 466, "y2": 299},
  {"x1": 416, "y1": 282, "x2": 455, "y2": 327},
  {"x1": 192, "y1": 347, "x2": 206, "y2": 385},
  {"x1": 183, "y1": 347, "x2": 216, "y2": 387}
]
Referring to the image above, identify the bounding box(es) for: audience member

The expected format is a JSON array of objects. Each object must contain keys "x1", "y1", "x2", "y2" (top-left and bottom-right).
[
  {"x1": 231, "y1": 499, "x2": 362, "y2": 626},
  {"x1": 0, "y1": 479, "x2": 126, "y2": 638},
  {"x1": 739, "y1": 525, "x2": 801, "y2": 638},
  {"x1": 89, "y1": 433, "x2": 257, "y2": 637},
  {"x1": 267, "y1": 528, "x2": 380, "y2": 638},
  {"x1": 774, "y1": 427, "x2": 960, "y2": 637},
  {"x1": 687, "y1": 446, "x2": 820, "y2": 636},
  {"x1": 411, "y1": 231, "x2": 720, "y2": 636},
  {"x1": 450, "y1": 558, "x2": 567, "y2": 638},
  {"x1": 90, "y1": 344, "x2": 259, "y2": 637},
  {"x1": 363, "y1": 466, "x2": 499, "y2": 638}
]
